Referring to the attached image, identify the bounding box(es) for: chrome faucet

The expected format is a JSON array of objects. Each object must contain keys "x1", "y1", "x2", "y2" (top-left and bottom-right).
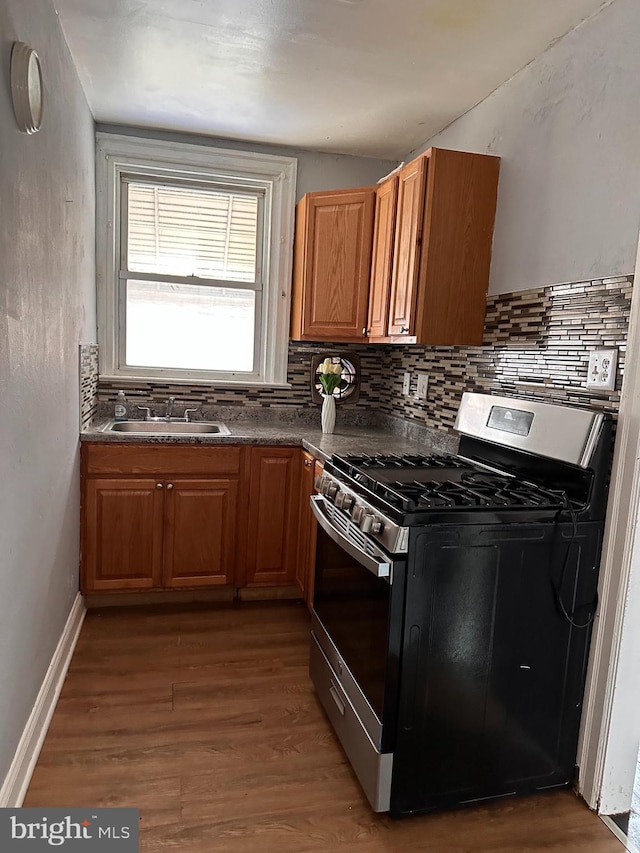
[{"x1": 164, "y1": 396, "x2": 176, "y2": 421}]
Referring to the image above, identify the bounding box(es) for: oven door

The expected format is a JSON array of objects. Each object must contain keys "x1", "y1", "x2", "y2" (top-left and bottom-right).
[{"x1": 309, "y1": 494, "x2": 405, "y2": 753}]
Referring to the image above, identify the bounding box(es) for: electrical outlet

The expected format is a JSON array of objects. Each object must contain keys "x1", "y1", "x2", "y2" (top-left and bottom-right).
[
  {"x1": 586, "y1": 349, "x2": 618, "y2": 391},
  {"x1": 402, "y1": 372, "x2": 411, "y2": 395},
  {"x1": 416, "y1": 374, "x2": 429, "y2": 400}
]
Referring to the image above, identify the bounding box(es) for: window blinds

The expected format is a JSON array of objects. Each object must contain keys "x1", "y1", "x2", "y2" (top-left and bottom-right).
[{"x1": 126, "y1": 182, "x2": 259, "y2": 283}]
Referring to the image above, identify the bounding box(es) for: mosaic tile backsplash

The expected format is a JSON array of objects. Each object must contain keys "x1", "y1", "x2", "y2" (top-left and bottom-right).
[
  {"x1": 97, "y1": 343, "x2": 381, "y2": 422},
  {"x1": 379, "y1": 276, "x2": 632, "y2": 431},
  {"x1": 95, "y1": 275, "x2": 632, "y2": 433},
  {"x1": 79, "y1": 343, "x2": 99, "y2": 429}
]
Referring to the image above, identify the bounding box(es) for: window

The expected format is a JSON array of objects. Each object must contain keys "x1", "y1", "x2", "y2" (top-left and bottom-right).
[{"x1": 96, "y1": 134, "x2": 297, "y2": 385}]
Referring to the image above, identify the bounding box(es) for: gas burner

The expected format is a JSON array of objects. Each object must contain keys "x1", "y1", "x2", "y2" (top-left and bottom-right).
[{"x1": 334, "y1": 452, "x2": 470, "y2": 472}]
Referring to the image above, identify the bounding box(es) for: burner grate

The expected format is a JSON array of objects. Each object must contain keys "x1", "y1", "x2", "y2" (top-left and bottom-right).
[
  {"x1": 329, "y1": 452, "x2": 568, "y2": 515},
  {"x1": 336, "y1": 452, "x2": 470, "y2": 470},
  {"x1": 373, "y1": 471, "x2": 565, "y2": 512}
]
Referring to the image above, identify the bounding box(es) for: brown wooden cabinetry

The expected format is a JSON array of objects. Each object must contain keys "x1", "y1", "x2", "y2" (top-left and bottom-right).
[
  {"x1": 367, "y1": 176, "x2": 398, "y2": 339},
  {"x1": 82, "y1": 444, "x2": 243, "y2": 594},
  {"x1": 413, "y1": 148, "x2": 500, "y2": 345},
  {"x1": 163, "y1": 478, "x2": 239, "y2": 588},
  {"x1": 296, "y1": 451, "x2": 318, "y2": 608},
  {"x1": 387, "y1": 157, "x2": 427, "y2": 337},
  {"x1": 84, "y1": 478, "x2": 164, "y2": 592},
  {"x1": 82, "y1": 443, "x2": 323, "y2": 599},
  {"x1": 243, "y1": 447, "x2": 302, "y2": 587},
  {"x1": 371, "y1": 148, "x2": 500, "y2": 345},
  {"x1": 290, "y1": 187, "x2": 375, "y2": 342},
  {"x1": 292, "y1": 148, "x2": 500, "y2": 347}
]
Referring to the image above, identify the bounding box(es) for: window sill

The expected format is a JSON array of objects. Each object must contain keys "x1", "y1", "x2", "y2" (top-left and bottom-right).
[{"x1": 98, "y1": 374, "x2": 292, "y2": 390}]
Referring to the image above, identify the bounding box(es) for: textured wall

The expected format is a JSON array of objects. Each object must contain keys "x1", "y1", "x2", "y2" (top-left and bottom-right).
[
  {"x1": 410, "y1": 0, "x2": 640, "y2": 294},
  {"x1": 0, "y1": 1, "x2": 95, "y2": 787}
]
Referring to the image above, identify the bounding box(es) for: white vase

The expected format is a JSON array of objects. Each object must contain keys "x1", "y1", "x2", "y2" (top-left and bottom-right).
[{"x1": 321, "y1": 394, "x2": 336, "y2": 434}]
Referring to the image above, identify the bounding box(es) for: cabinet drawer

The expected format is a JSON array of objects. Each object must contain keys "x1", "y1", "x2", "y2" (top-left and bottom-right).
[{"x1": 83, "y1": 443, "x2": 242, "y2": 476}]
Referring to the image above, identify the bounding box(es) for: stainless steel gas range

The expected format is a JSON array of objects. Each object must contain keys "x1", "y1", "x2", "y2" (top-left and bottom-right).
[{"x1": 309, "y1": 392, "x2": 612, "y2": 817}]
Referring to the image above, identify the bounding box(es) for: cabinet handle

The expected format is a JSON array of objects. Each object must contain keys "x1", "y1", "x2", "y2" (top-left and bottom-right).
[
  {"x1": 362, "y1": 327, "x2": 369, "y2": 336},
  {"x1": 156, "y1": 483, "x2": 163, "y2": 489},
  {"x1": 304, "y1": 459, "x2": 313, "y2": 468},
  {"x1": 400, "y1": 326, "x2": 409, "y2": 334},
  {"x1": 166, "y1": 483, "x2": 174, "y2": 490}
]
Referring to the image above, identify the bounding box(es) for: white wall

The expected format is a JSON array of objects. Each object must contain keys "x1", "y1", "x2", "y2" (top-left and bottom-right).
[
  {"x1": 410, "y1": 0, "x2": 640, "y2": 295},
  {"x1": 96, "y1": 123, "x2": 398, "y2": 201},
  {"x1": 0, "y1": 0, "x2": 95, "y2": 784}
]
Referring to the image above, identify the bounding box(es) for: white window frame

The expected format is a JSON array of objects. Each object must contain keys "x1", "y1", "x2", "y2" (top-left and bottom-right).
[{"x1": 96, "y1": 133, "x2": 297, "y2": 386}]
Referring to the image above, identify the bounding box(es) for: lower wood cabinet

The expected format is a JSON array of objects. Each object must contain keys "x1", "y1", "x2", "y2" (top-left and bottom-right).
[
  {"x1": 163, "y1": 478, "x2": 239, "y2": 588},
  {"x1": 81, "y1": 443, "x2": 312, "y2": 597},
  {"x1": 82, "y1": 444, "x2": 243, "y2": 594},
  {"x1": 242, "y1": 447, "x2": 302, "y2": 587},
  {"x1": 84, "y1": 478, "x2": 164, "y2": 591},
  {"x1": 296, "y1": 452, "x2": 320, "y2": 609},
  {"x1": 83, "y1": 475, "x2": 240, "y2": 592}
]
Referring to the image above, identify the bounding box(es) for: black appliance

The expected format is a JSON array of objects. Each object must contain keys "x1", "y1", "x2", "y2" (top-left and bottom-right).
[{"x1": 309, "y1": 392, "x2": 612, "y2": 817}]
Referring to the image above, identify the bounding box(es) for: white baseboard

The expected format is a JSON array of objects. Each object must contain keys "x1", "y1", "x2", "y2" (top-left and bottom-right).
[{"x1": 0, "y1": 593, "x2": 86, "y2": 807}]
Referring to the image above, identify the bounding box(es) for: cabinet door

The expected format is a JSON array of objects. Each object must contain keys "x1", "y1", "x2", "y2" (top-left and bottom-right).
[
  {"x1": 163, "y1": 479, "x2": 239, "y2": 588},
  {"x1": 367, "y1": 176, "x2": 398, "y2": 339},
  {"x1": 296, "y1": 452, "x2": 317, "y2": 607},
  {"x1": 295, "y1": 188, "x2": 375, "y2": 342},
  {"x1": 244, "y1": 448, "x2": 302, "y2": 586},
  {"x1": 83, "y1": 478, "x2": 163, "y2": 592},
  {"x1": 388, "y1": 157, "x2": 427, "y2": 336},
  {"x1": 415, "y1": 148, "x2": 500, "y2": 345}
]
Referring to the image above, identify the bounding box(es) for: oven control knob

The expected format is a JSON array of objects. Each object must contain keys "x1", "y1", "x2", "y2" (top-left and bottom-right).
[
  {"x1": 314, "y1": 474, "x2": 325, "y2": 491},
  {"x1": 371, "y1": 517, "x2": 385, "y2": 535},
  {"x1": 326, "y1": 482, "x2": 339, "y2": 499},
  {"x1": 335, "y1": 491, "x2": 346, "y2": 509},
  {"x1": 341, "y1": 494, "x2": 355, "y2": 512},
  {"x1": 351, "y1": 505, "x2": 365, "y2": 524},
  {"x1": 360, "y1": 513, "x2": 374, "y2": 533}
]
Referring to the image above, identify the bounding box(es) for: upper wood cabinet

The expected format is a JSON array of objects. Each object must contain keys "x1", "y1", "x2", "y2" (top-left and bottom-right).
[
  {"x1": 413, "y1": 148, "x2": 500, "y2": 345},
  {"x1": 371, "y1": 148, "x2": 500, "y2": 345},
  {"x1": 367, "y1": 176, "x2": 399, "y2": 339},
  {"x1": 292, "y1": 148, "x2": 500, "y2": 347},
  {"x1": 290, "y1": 187, "x2": 376, "y2": 342},
  {"x1": 387, "y1": 157, "x2": 427, "y2": 337}
]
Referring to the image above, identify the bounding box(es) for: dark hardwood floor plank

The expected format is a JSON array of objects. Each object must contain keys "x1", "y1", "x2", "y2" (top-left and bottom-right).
[{"x1": 24, "y1": 601, "x2": 622, "y2": 853}]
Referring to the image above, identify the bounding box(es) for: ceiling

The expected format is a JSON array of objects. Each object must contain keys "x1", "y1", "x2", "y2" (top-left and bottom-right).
[{"x1": 54, "y1": 0, "x2": 611, "y2": 159}]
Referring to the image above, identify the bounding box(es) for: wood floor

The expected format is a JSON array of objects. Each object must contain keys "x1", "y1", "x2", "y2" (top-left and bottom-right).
[{"x1": 25, "y1": 601, "x2": 623, "y2": 853}]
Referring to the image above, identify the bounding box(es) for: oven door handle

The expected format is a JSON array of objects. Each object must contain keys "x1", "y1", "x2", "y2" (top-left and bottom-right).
[{"x1": 310, "y1": 495, "x2": 393, "y2": 581}]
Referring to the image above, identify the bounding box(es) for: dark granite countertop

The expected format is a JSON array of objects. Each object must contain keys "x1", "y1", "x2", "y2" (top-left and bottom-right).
[{"x1": 81, "y1": 418, "x2": 457, "y2": 462}]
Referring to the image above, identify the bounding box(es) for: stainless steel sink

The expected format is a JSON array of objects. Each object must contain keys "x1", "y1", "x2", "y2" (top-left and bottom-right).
[{"x1": 107, "y1": 420, "x2": 231, "y2": 435}]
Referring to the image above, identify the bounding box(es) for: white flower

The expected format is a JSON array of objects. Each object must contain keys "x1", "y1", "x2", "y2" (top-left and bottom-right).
[{"x1": 319, "y1": 357, "x2": 341, "y2": 375}]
